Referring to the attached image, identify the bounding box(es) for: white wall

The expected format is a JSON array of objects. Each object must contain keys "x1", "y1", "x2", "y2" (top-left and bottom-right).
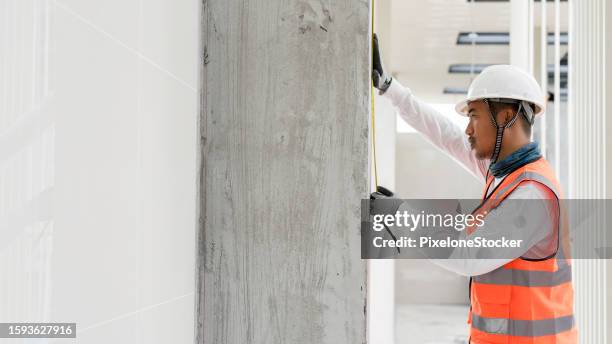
[
  {"x1": 368, "y1": 93, "x2": 397, "y2": 344},
  {"x1": 0, "y1": 0, "x2": 199, "y2": 342},
  {"x1": 369, "y1": 1, "x2": 396, "y2": 339}
]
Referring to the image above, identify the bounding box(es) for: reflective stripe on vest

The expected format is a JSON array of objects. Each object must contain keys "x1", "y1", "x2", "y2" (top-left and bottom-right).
[
  {"x1": 472, "y1": 314, "x2": 575, "y2": 337},
  {"x1": 473, "y1": 264, "x2": 571, "y2": 287}
]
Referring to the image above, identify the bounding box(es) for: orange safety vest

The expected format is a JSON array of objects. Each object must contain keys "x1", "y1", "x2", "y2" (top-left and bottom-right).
[{"x1": 467, "y1": 157, "x2": 576, "y2": 343}]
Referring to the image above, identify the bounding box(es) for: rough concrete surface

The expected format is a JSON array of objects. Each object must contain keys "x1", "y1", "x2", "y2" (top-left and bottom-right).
[{"x1": 196, "y1": 0, "x2": 370, "y2": 343}]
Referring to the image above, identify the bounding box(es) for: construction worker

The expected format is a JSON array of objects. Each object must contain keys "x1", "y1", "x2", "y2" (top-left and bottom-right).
[{"x1": 370, "y1": 34, "x2": 576, "y2": 343}]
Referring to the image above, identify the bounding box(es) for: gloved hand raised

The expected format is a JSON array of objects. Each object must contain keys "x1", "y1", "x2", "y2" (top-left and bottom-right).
[{"x1": 372, "y1": 33, "x2": 393, "y2": 94}]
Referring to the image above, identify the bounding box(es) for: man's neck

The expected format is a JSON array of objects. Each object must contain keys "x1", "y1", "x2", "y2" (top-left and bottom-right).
[{"x1": 496, "y1": 139, "x2": 531, "y2": 162}]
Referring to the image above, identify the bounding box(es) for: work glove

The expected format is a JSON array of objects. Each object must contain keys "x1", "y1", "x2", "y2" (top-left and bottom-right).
[
  {"x1": 372, "y1": 34, "x2": 393, "y2": 94},
  {"x1": 369, "y1": 186, "x2": 403, "y2": 255},
  {"x1": 370, "y1": 186, "x2": 402, "y2": 216}
]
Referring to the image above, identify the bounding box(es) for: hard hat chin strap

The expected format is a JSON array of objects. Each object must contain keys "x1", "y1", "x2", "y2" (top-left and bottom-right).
[{"x1": 484, "y1": 99, "x2": 523, "y2": 163}]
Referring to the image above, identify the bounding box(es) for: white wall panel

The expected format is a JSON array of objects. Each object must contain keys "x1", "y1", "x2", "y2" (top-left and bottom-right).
[{"x1": 0, "y1": 0, "x2": 199, "y2": 342}]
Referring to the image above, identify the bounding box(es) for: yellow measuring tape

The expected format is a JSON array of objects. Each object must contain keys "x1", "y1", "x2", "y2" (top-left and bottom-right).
[{"x1": 370, "y1": 0, "x2": 378, "y2": 190}]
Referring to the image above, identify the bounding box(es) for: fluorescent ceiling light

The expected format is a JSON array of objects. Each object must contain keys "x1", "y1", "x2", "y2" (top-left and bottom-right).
[
  {"x1": 448, "y1": 64, "x2": 490, "y2": 74},
  {"x1": 443, "y1": 87, "x2": 468, "y2": 95},
  {"x1": 456, "y1": 32, "x2": 508, "y2": 45},
  {"x1": 448, "y1": 64, "x2": 568, "y2": 75},
  {"x1": 457, "y1": 32, "x2": 567, "y2": 45}
]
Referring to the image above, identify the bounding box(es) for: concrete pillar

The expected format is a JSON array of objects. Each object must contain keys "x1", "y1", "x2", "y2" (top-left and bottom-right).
[{"x1": 196, "y1": 1, "x2": 369, "y2": 343}]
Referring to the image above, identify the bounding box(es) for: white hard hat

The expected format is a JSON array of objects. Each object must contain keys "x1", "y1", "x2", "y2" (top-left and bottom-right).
[{"x1": 455, "y1": 64, "x2": 546, "y2": 116}]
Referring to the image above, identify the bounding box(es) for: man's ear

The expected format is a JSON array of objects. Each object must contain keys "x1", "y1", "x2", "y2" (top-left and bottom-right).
[{"x1": 500, "y1": 108, "x2": 515, "y2": 125}]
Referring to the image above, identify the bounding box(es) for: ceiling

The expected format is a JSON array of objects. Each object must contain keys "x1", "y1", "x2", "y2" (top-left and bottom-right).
[{"x1": 376, "y1": 0, "x2": 569, "y2": 104}]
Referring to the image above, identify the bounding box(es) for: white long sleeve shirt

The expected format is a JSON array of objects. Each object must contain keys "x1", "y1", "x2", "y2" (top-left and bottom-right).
[{"x1": 385, "y1": 80, "x2": 557, "y2": 276}]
